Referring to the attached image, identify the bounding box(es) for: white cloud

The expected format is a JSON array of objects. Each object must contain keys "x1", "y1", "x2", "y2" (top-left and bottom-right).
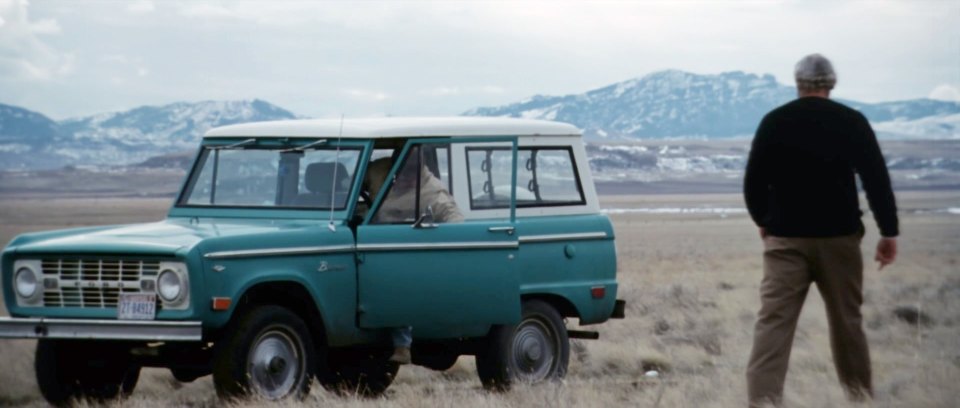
[
  {"x1": 420, "y1": 86, "x2": 507, "y2": 97},
  {"x1": 929, "y1": 84, "x2": 960, "y2": 102},
  {"x1": 479, "y1": 86, "x2": 506, "y2": 94},
  {"x1": 0, "y1": 0, "x2": 71, "y2": 81},
  {"x1": 173, "y1": 1, "x2": 407, "y2": 29},
  {"x1": 98, "y1": 54, "x2": 149, "y2": 81},
  {"x1": 2, "y1": 1, "x2": 958, "y2": 119},
  {"x1": 100, "y1": 54, "x2": 130, "y2": 64},
  {"x1": 177, "y1": 3, "x2": 233, "y2": 19},
  {"x1": 29, "y1": 16, "x2": 58, "y2": 33},
  {"x1": 421, "y1": 87, "x2": 461, "y2": 97},
  {"x1": 343, "y1": 89, "x2": 390, "y2": 102},
  {"x1": 126, "y1": 0, "x2": 155, "y2": 15}
]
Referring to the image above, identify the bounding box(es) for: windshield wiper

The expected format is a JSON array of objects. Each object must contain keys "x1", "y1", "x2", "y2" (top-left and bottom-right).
[
  {"x1": 213, "y1": 138, "x2": 257, "y2": 150},
  {"x1": 281, "y1": 139, "x2": 328, "y2": 153}
]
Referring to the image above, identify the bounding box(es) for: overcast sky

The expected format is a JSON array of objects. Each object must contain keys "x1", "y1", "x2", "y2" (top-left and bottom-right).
[{"x1": 1, "y1": 0, "x2": 958, "y2": 120}]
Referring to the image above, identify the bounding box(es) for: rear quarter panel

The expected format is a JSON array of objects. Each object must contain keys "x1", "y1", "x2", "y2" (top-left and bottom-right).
[{"x1": 515, "y1": 214, "x2": 617, "y2": 325}]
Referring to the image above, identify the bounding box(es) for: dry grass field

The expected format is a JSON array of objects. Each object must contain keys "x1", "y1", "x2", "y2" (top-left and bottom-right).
[{"x1": 0, "y1": 193, "x2": 958, "y2": 407}]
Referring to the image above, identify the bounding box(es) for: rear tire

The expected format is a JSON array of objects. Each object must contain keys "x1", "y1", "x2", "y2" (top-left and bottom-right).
[
  {"x1": 35, "y1": 340, "x2": 140, "y2": 406},
  {"x1": 212, "y1": 305, "x2": 316, "y2": 400},
  {"x1": 475, "y1": 300, "x2": 570, "y2": 390}
]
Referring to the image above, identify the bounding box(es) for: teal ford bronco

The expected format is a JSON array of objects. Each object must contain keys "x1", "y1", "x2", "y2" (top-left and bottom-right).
[{"x1": 1, "y1": 117, "x2": 624, "y2": 403}]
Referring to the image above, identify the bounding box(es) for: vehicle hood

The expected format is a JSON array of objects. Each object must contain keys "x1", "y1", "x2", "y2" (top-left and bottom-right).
[{"x1": 11, "y1": 218, "x2": 330, "y2": 257}]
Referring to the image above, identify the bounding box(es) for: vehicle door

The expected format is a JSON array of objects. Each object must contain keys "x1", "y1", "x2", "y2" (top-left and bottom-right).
[{"x1": 356, "y1": 138, "x2": 521, "y2": 331}]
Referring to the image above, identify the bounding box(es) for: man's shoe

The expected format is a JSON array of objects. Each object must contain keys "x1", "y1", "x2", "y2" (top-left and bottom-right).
[{"x1": 389, "y1": 347, "x2": 411, "y2": 365}]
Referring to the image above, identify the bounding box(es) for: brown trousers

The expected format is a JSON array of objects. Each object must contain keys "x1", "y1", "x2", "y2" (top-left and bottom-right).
[{"x1": 746, "y1": 232, "x2": 871, "y2": 407}]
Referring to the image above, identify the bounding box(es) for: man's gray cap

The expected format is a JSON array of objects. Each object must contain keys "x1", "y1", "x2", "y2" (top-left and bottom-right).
[{"x1": 794, "y1": 54, "x2": 837, "y2": 90}]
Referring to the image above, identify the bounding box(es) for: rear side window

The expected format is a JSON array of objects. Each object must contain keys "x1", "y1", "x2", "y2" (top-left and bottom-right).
[
  {"x1": 467, "y1": 146, "x2": 585, "y2": 209},
  {"x1": 518, "y1": 148, "x2": 585, "y2": 206}
]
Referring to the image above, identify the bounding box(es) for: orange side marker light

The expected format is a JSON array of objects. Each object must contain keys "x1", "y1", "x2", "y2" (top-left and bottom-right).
[{"x1": 212, "y1": 297, "x2": 232, "y2": 311}]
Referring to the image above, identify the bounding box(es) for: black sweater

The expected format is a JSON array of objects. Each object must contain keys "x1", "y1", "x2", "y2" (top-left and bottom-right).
[{"x1": 744, "y1": 97, "x2": 899, "y2": 237}]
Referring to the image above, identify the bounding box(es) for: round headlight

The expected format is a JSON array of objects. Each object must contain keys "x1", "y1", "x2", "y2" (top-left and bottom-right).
[
  {"x1": 157, "y1": 269, "x2": 182, "y2": 302},
  {"x1": 15, "y1": 267, "x2": 38, "y2": 298}
]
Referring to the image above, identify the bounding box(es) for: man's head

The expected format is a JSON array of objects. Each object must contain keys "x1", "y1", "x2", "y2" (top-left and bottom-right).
[{"x1": 794, "y1": 53, "x2": 836, "y2": 98}]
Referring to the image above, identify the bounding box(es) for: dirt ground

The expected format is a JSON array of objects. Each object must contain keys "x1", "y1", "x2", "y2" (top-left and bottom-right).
[{"x1": 0, "y1": 192, "x2": 958, "y2": 407}]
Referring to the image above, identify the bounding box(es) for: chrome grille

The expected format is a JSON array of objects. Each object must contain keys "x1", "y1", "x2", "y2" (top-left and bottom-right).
[{"x1": 40, "y1": 258, "x2": 161, "y2": 309}]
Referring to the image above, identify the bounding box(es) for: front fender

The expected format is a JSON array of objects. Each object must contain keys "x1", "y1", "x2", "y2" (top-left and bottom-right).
[{"x1": 198, "y1": 251, "x2": 360, "y2": 346}]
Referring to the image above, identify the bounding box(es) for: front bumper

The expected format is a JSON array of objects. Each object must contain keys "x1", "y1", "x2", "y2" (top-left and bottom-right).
[{"x1": 0, "y1": 317, "x2": 202, "y2": 341}]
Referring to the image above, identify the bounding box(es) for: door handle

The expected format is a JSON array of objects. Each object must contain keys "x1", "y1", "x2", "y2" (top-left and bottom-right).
[{"x1": 488, "y1": 226, "x2": 515, "y2": 235}]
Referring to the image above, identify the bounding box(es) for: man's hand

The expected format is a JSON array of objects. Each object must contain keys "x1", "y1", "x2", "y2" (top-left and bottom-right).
[
  {"x1": 875, "y1": 237, "x2": 897, "y2": 270},
  {"x1": 758, "y1": 227, "x2": 768, "y2": 239}
]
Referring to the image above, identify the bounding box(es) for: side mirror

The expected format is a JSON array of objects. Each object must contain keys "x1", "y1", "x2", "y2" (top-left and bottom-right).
[{"x1": 412, "y1": 205, "x2": 437, "y2": 229}]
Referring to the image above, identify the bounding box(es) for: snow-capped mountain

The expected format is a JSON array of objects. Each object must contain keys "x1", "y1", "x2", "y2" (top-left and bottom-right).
[
  {"x1": 0, "y1": 100, "x2": 295, "y2": 170},
  {"x1": 2, "y1": 69, "x2": 958, "y2": 172},
  {"x1": 465, "y1": 70, "x2": 960, "y2": 140},
  {"x1": 0, "y1": 103, "x2": 68, "y2": 170}
]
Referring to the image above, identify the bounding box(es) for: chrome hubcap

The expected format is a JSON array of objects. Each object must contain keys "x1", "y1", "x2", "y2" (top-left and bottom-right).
[
  {"x1": 248, "y1": 328, "x2": 303, "y2": 399},
  {"x1": 509, "y1": 318, "x2": 557, "y2": 382}
]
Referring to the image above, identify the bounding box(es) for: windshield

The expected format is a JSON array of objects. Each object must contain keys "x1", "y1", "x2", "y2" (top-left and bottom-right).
[{"x1": 179, "y1": 146, "x2": 362, "y2": 210}]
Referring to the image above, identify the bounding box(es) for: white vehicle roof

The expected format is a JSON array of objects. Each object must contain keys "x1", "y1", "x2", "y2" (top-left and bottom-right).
[{"x1": 204, "y1": 117, "x2": 581, "y2": 139}]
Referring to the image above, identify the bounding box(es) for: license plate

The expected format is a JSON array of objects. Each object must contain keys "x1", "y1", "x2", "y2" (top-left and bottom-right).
[{"x1": 117, "y1": 293, "x2": 157, "y2": 320}]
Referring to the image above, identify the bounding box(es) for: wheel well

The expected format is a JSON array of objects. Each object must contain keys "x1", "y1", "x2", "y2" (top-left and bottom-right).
[
  {"x1": 521, "y1": 294, "x2": 580, "y2": 319},
  {"x1": 230, "y1": 281, "x2": 327, "y2": 346}
]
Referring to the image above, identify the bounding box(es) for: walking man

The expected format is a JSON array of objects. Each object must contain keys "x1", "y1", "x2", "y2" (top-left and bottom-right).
[{"x1": 744, "y1": 54, "x2": 899, "y2": 407}]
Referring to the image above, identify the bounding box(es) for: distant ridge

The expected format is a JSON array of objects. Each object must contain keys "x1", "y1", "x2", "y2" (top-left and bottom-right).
[
  {"x1": 0, "y1": 99, "x2": 295, "y2": 170},
  {"x1": 2, "y1": 70, "x2": 959, "y2": 170},
  {"x1": 464, "y1": 70, "x2": 960, "y2": 140}
]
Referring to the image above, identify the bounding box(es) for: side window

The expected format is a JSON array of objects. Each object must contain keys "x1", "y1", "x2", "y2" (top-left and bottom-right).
[
  {"x1": 291, "y1": 149, "x2": 361, "y2": 209},
  {"x1": 363, "y1": 148, "x2": 398, "y2": 202},
  {"x1": 371, "y1": 144, "x2": 462, "y2": 225},
  {"x1": 435, "y1": 146, "x2": 452, "y2": 192},
  {"x1": 521, "y1": 148, "x2": 585, "y2": 207},
  {"x1": 466, "y1": 147, "x2": 513, "y2": 210},
  {"x1": 467, "y1": 146, "x2": 585, "y2": 209}
]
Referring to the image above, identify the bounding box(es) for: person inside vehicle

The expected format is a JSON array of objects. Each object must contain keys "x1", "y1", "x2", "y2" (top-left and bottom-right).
[
  {"x1": 366, "y1": 148, "x2": 463, "y2": 364},
  {"x1": 373, "y1": 149, "x2": 463, "y2": 225}
]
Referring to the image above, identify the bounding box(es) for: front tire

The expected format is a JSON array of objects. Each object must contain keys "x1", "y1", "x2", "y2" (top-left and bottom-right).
[
  {"x1": 476, "y1": 300, "x2": 570, "y2": 390},
  {"x1": 212, "y1": 305, "x2": 316, "y2": 400},
  {"x1": 35, "y1": 340, "x2": 140, "y2": 406}
]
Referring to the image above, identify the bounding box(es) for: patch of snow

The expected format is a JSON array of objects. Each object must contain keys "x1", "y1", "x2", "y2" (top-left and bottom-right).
[
  {"x1": 520, "y1": 108, "x2": 549, "y2": 119},
  {"x1": 0, "y1": 143, "x2": 31, "y2": 153},
  {"x1": 598, "y1": 145, "x2": 647, "y2": 153},
  {"x1": 873, "y1": 113, "x2": 960, "y2": 139}
]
